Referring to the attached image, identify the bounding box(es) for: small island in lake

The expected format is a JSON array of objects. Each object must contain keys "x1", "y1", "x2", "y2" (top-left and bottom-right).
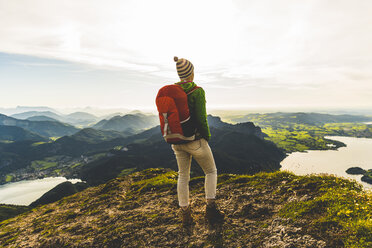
[{"x1": 346, "y1": 167, "x2": 372, "y2": 184}]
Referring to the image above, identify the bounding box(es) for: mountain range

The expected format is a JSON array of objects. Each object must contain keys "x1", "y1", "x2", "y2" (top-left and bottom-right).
[
  {"x1": 0, "y1": 106, "x2": 59, "y2": 116},
  {"x1": 93, "y1": 113, "x2": 158, "y2": 133},
  {"x1": 0, "y1": 126, "x2": 47, "y2": 142},
  {"x1": 0, "y1": 114, "x2": 79, "y2": 138},
  {"x1": 10, "y1": 111, "x2": 100, "y2": 127},
  {"x1": 69, "y1": 116, "x2": 285, "y2": 186},
  {"x1": 0, "y1": 114, "x2": 285, "y2": 186},
  {"x1": 0, "y1": 112, "x2": 157, "y2": 178},
  {"x1": 0, "y1": 106, "x2": 139, "y2": 120}
]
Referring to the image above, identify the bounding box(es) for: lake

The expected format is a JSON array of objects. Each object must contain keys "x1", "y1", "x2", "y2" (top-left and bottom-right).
[
  {"x1": 0, "y1": 177, "x2": 82, "y2": 205},
  {"x1": 281, "y1": 136, "x2": 372, "y2": 189}
]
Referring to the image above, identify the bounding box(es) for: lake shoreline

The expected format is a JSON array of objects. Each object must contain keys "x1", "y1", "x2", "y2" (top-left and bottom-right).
[
  {"x1": 0, "y1": 177, "x2": 82, "y2": 206},
  {"x1": 281, "y1": 135, "x2": 372, "y2": 189}
]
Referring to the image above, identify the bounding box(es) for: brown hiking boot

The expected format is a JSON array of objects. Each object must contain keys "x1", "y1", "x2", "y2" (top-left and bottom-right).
[
  {"x1": 180, "y1": 206, "x2": 194, "y2": 227},
  {"x1": 205, "y1": 201, "x2": 225, "y2": 226}
]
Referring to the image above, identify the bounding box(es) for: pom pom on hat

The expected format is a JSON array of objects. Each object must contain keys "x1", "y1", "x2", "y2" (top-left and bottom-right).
[{"x1": 174, "y1": 56, "x2": 194, "y2": 80}]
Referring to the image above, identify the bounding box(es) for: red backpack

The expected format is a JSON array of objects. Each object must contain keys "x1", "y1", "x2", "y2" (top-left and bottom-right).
[{"x1": 155, "y1": 84, "x2": 200, "y2": 144}]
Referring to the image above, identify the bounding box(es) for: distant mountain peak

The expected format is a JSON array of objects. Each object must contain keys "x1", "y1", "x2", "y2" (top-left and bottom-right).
[
  {"x1": 92, "y1": 113, "x2": 158, "y2": 133},
  {"x1": 66, "y1": 112, "x2": 98, "y2": 119}
]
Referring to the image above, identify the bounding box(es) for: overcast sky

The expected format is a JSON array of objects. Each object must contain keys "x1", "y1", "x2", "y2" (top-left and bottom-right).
[{"x1": 0, "y1": 0, "x2": 371, "y2": 112}]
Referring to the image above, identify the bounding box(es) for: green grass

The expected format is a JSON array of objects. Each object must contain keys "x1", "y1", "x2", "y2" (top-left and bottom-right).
[
  {"x1": 0, "y1": 168, "x2": 371, "y2": 247},
  {"x1": 0, "y1": 204, "x2": 31, "y2": 222},
  {"x1": 323, "y1": 123, "x2": 372, "y2": 138},
  {"x1": 130, "y1": 169, "x2": 177, "y2": 193},
  {"x1": 224, "y1": 113, "x2": 372, "y2": 153},
  {"x1": 261, "y1": 124, "x2": 349, "y2": 152},
  {"x1": 5, "y1": 175, "x2": 13, "y2": 183},
  {"x1": 113, "y1": 146, "x2": 123, "y2": 150},
  {"x1": 30, "y1": 156, "x2": 68, "y2": 170},
  {"x1": 259, "y1": 123, "x2": 369, "y2": 153},
  {"x1": 71, "y1": 162, "x2": 82, "y2": 168},
  {"x1": 218, "y1": 170, "x2": 372, "y2": 247},
  {"x1": 279, "y1": 183, "x2": 372, "y2": 247},
  {"x1": 92, "y1": 153, "x2": 106, "y2": 160},
  {"x1": 31, "y1": 141, "x2": 47, "y2": 147},
  {"x1": 118, "y1": 167, "x2": 137, "y2": 177},
  {"x1": 0, "y1": 140, "x2": 14, "y2": 144},
  {"x1": 31, "y1": 160, "x2": 58, "y2": 170}
]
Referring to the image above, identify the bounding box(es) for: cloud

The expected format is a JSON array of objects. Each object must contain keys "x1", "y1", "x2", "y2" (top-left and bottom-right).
[
  {"x1": 1, "y1": 0, "x2": 372, "y2": 108},
  {"x1": 11, "y1": 62, "x2": 68, "y2": 67}
]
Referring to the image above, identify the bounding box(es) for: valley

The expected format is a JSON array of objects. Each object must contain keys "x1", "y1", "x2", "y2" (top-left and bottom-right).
[
  {"x1": 0, "y1": 113, "x2": 287, "y2": 186},
  {"x1": 224, "y1": 112, "x2": 372, "y2": 152},
  {"x1": 1, "y1": 111, "x2": 372, "y2": 188}
]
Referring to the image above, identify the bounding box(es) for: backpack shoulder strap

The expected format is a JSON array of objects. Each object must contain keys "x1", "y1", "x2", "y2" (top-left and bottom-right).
[{"x1": 186, "y1": 86, "x2": 201, "y2": 95}]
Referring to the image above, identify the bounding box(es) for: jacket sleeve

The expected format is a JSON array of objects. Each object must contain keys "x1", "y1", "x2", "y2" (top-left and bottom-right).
[{"x1": 194, "y1": 88, "x2": 211, "y2": 141}]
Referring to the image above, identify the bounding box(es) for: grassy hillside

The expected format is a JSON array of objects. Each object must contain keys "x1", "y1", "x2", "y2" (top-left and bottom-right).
[
  {"x1": 0, "y1": 204, "x2": 31, "y2": 222},
  {"x1": 0, "y1": 114, "x2": 79, "y2": 138},
  {"x1": 0, "y1": 125, "x2": 47, "y2": 142},
  {"x1": 226, "y1": 112, "x2": 372, "y2": 152},
  {"x1": 0, "y1": 128, "x2": 133, "y2": 183},
  {"x1": 0, "y1": 168, "x2": 370, "y2": 247}
]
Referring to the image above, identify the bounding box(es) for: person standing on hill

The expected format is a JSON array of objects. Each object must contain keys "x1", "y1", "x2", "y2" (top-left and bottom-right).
[{"x1": 171, "y1": 56, "x2": 225, "y2": 227}]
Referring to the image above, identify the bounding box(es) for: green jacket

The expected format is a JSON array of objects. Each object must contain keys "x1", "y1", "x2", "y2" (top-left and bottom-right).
[{"x1": 175, "y1": 81, "x2": 211, "y2": 141}]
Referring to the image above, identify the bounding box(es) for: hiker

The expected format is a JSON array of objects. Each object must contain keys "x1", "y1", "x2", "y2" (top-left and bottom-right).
[{"x1": 170, "y1": 56, "x2": 225, "y2": 227}]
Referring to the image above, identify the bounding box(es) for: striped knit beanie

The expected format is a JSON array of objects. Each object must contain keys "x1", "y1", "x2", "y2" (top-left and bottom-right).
[{"x1": 174, "y1": 56, "x2": 194, "y2": 80}]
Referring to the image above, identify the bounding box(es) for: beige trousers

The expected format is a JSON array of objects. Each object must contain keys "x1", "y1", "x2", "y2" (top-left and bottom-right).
[{"x1": 171, "y1": 138, "x2": 217, "y2": 207}]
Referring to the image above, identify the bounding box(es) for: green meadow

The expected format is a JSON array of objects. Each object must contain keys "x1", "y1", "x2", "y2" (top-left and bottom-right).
[{"x1": 224, "y1": 113, "x2": 372, "y2": 153}]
